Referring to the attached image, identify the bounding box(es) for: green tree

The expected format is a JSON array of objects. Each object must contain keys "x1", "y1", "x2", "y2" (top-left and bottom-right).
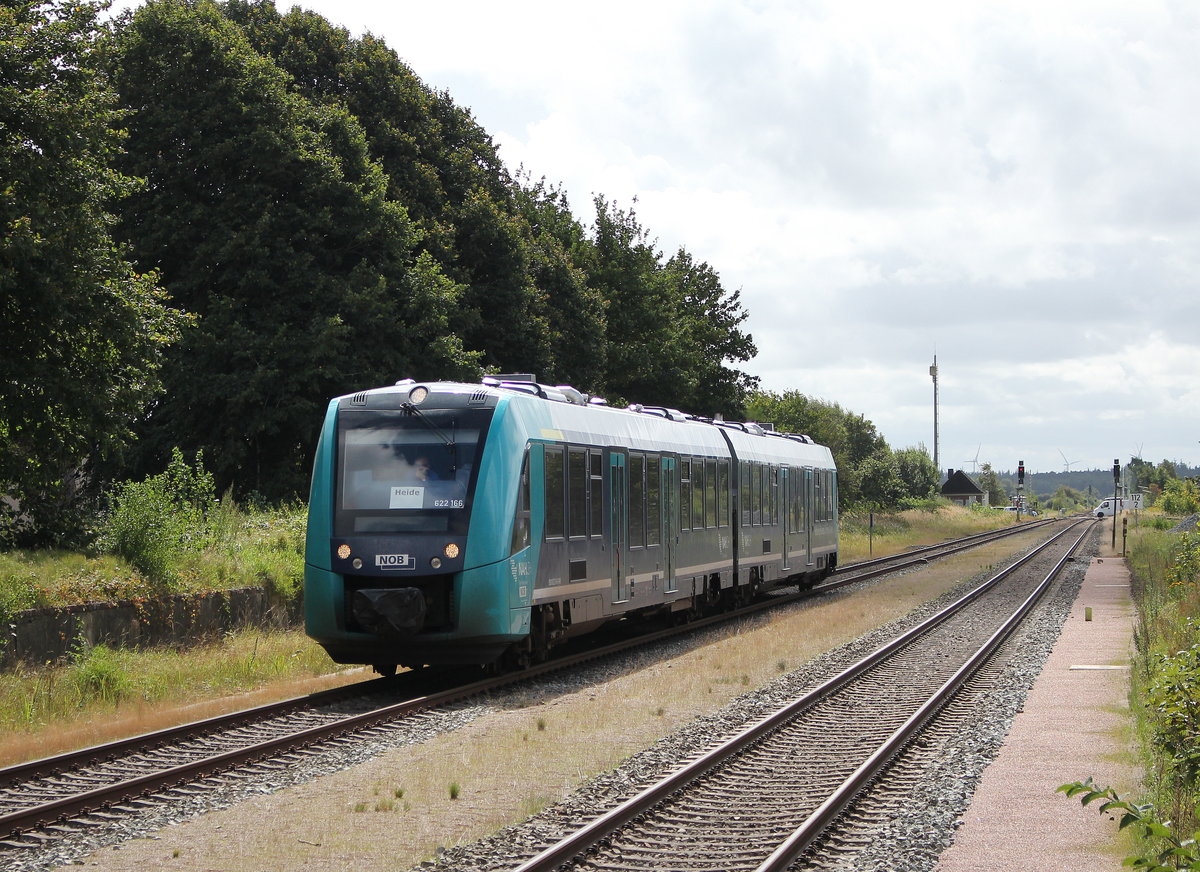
[
  {"x1": 745, "y1": 390, "x2": 898, "y2": 510},
  {"x1": 977, "y1": 462, "x2": 1007, "y2": 507},
  {"x1": 1161, "y1": 479, "x2": 1200, "y2": 516},
  {"x1": 513, "y1": 176, "x2": 607, "y2": 391},
  {"x1": 0, "y1": 0, "x2": 184, "y2": 545},
  {"x1": 663, "y1": 249, "x2": 758, "y2": 417},
  {"x1": 894, "y1": 445, "x2": 939, "y2": 501},
  {"x1": 587, "y1": 197, "x2": 685, "y2": 407},
  {"x1": 856, "y1": 450, "x2": 904, "y2": 510},
  {"x1": 107, "y1": 0, "x2": 475, "y2": 498},
  {"x1": 1047, "y1": 484, "x2": 1086, "y2": 513}
]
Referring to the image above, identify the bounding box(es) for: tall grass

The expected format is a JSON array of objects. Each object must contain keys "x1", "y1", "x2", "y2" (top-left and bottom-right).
[
  {"x1": 839, "y1": 503, "x2": 1015, "y2": 562},
  {"x1": 0, "y1": 503, "x2": 306, "y2": 614},
  {"x1": 1124, "y1": 522, "x2": 1200, "y2": 840},
  {"x1": 0, "y1": 629, "x2": 350, "y2": 765}
]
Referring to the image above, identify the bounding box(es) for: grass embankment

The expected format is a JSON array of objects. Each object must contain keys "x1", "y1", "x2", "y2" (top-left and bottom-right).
[
  {"x1": 838, "y1": 502, "x2": 1024, "y2": 562},
  {"x1": 0, "y1": 501, "x2": 360, "y2": 767},
  {"x1": 1061, "y1": 511, "x2": 1200, "y2": 867},
  {"x1": 1119, "y1": 515, "x2": 1200, "y2": 841},
  {"x1": 0, "y1": 504, "x2": 306, "y2": 613}
]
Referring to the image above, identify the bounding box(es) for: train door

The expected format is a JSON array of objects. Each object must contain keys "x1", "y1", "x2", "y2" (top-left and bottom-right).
[
  {"x1": 662, "y1": 456, "x2": 678, "y2": 593},
  {"x1": 803, "y1": 467, "x2": 814, "y2": 566},
  {"x1": 609, "y1": 451, "x2": 628, "y2": 603},
  {"x1": 781, "y1": 466, "x2": 791, "y2": 572}
]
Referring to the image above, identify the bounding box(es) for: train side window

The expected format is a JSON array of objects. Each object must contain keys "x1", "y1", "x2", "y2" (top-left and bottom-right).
[
  {"x1": 740, "y1": 461, "x2": 750, "y2": 526},
  {"x1": 705, "y1": 459, "x2": 717, "y2": 528},
  {"x1": 750, "y1": 463, "x2": 761, "y2": 526},
  {"x1": 785, "y1": 468, "x2": 794, "y2": 533},
  {"x1": 544, "y1": 445, "x2": 565, "y2": 539},
  {"x1": 692, "y1": 458, "x2": 706, "y2": 530},
  {"x1": 830, "y1": 470, "x2": 838, "y2": 519},
  {"x1": 681, "y1": 459, "x2": 692, "y2": 531},
  {"x1": 815, "y1": 470, "x2": 825, "y2": 522},
  {"x1": 568, "y1": 448, "x2": 587, "y2": 539},
  {"x1": 717, "y1": 461, "x2": 729, "y2": 528},
  {"x1": 647, "y1": 456, "x2": 661, "y2": 546},
  {"x1": 770, "y1": 466, "x2": 779, "y2": 526},
  {"x1": 802, "y1": 467, "x2": 812, "y2": 529},
  {"x1": 629, "y1": 453, "x2": 646, "y2": 548},
  {"x1": 510, "y1": 449, "x2": 530, "y2": 554},
  {"x1": 589, "y1": 450, "x2": 603, "y2": 538}
]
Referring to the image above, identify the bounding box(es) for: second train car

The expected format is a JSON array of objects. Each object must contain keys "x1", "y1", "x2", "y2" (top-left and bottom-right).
[{"x1": 304, "y1": 375, "x2": 838, "y2": 673}]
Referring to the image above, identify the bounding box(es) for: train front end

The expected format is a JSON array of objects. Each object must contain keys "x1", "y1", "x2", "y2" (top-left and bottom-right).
[{"x1": 304, "y1": 381, "x2": 531, "y2": 670}]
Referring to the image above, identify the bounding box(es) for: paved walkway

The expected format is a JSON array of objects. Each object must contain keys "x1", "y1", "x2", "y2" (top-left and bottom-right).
[{"x1": 934, "y1": 554, "x2": 1137, "y2": 871}]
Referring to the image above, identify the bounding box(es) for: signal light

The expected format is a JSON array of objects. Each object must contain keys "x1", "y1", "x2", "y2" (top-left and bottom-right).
[{"x1": 1017, "y1": 461, "x2": 1025, "y2": 485}]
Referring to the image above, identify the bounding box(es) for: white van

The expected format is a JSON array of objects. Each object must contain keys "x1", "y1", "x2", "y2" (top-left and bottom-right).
[{"x1": 1092, "y1": 495, "x2": 1142, "y2": 517}]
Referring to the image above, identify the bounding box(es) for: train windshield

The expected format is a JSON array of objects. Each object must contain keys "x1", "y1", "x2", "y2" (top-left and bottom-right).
[{"x1": 334, "y1": 407, "x2": 493, "y2": 535}]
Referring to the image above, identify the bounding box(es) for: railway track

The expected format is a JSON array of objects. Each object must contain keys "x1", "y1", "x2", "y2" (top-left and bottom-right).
[
  {"x1": 500, "y1": 519, "x2": 1096, "y2": 872},
  {"x1": 0, "y1": 517, "x2": 1065, "y2": 853}
]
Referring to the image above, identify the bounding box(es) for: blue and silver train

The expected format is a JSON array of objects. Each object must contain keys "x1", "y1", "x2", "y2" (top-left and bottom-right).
[{"x1": 304, "y1": 376, "x2": 838, "y2": 673}]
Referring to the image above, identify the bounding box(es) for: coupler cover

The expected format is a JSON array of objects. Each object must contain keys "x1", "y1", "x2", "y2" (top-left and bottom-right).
[{"x1": 353, "y1": 588, "x2": 426, "y2": 636}]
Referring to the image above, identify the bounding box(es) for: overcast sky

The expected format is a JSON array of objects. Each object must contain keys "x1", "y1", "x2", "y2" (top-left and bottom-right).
[{"x1": 115, "y1": 0, "x2": 1200, "y2": 475}]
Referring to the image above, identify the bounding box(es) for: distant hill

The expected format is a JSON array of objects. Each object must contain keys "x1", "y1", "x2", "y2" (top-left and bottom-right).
[{"x1": 993, "y1": 465, "x2": 1200, "y2": 500}]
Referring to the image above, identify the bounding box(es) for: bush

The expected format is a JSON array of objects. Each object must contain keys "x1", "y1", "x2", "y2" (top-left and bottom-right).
[
  {"x1": 99, "y1": 448, "x2": 215, "y2": 586},
  {"x1": 1146, "y1": 625, "x2": 1200, "y2": 784},
  {"x1": 72, "y1": 644, "x2": 131, "y2": 703}
]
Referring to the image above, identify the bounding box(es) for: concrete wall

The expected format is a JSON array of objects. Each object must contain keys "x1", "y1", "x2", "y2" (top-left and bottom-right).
[{"x1": 1, "y1": 588, "x2": 302, "y2": 669}]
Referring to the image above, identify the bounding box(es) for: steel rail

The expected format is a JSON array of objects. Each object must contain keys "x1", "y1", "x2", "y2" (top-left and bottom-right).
[
  {"x1": 0, "y1": 674, "x2": 401, "y2": 789},
  {"x1": 0, "y1": 515, "x2": 1050, "y2": 790},
  {"x1": 0, "y1": 518, "x2": 1068, "y2": 843},
  {"x1": 755, "y1": 520, "x2": 1096, "y2": 871},
  {"x1": 507, "y1": 519, "x2": 1092, "y2": 872}
]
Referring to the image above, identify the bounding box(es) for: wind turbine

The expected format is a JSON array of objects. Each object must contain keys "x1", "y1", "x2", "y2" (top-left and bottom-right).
[
  {"x1": 1058, "y1": 449, "x2": 1080, "y2": 473},
  {"x1": 965, "y1": 444, "x2": 981, "y2": 474}
]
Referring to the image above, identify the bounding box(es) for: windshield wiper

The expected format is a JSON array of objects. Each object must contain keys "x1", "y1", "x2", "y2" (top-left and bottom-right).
[{"x1": 399, "y1": 403, "x2": 457, "y2": 473}]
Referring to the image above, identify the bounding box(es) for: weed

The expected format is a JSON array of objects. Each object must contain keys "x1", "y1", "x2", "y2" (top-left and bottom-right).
[
  {"x1": 536, "y1": 717, "x2": 546, "y2": 731},
  {"x1": 374, "y1": 799, "x2": 395, "y2": 812},
  {"x1": 394, "y1": 787, "x2": 404, "y2": 799},
  {"x1": 449, "y1": 782, "x2": 461, "y2": 800},
  {"x1": 353, "y1": 802, "x2": 367, "y2": 813},
  {"x1": 72, "y1": 645, "x2": 130, "y2": 703},
  {"x1": 654, "y1": 707, "x2": 665, "y2": 716}
]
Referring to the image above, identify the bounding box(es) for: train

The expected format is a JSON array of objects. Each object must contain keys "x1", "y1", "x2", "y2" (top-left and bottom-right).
[{"x1": 303, "y1": 375, "x2": 839, "y2": 674}]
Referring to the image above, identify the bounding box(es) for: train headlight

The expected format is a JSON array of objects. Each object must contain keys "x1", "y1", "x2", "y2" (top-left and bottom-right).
[
  {"x1": 409, "y1": 386, "x2": 429, "y2": 405},
  {"x1": 430, "y1": 557, "x2": 443, "y2": 569},
  {"x1": 337, "y1": 544, "x2": 351, "y2": 560},
  {"x1": 444, "y1": 543, "x2": 460, "y2": 559}
]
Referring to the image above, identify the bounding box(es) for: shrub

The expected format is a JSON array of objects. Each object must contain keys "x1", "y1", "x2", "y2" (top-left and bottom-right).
[
  {"x1": 72, "y1": 644, "x2": 131, "y2": 703},
  {"x1": 1145, "y1": 626, "x2": 1200, "y2": 784},
  {"x1": 99, "y1": 449, "x2": 215, "y2": 587},
  {"x1": 1060, "y1": 778, "x2": 1200, "y2": 870}
]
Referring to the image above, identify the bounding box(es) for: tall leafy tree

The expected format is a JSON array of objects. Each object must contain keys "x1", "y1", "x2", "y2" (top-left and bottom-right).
[
  {"x1": 108, "y1": 0, "x2": 475, "y2": 498},
  {"x1": 977, "y1": 462, "x2": 1007, "y2": 507},
  {"x1": 663, "y1": 249, "x2": 757, "y2": 417},
  {"x1": 222, "y1": 2, "x2": 562, "y2": 379},
  {"x1": 894, "y1": 445, "x2": 939, "y2": 501},
  {"x1": 745, "y1": 389, "x2": 899, "y2": 510},
  {"x1": 0, "y1": 0, "x2": 183, "y2": 545},
  {"x1": 513, "y1": 176, "x2": 607, "y2": 391}
]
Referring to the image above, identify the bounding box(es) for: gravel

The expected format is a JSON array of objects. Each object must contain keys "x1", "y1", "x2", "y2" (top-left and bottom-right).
[
  {"x1": 2, "y1": 526, "x2": 1094, "y2": 872},
  {"x1": 416, "y1": 527, "x2": 1098, "y2": 872}
]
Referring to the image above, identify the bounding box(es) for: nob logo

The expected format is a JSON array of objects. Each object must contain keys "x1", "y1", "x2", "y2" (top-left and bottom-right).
[{"x1": 375, "y1": 554, "x2": 415, "y2": 570}]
